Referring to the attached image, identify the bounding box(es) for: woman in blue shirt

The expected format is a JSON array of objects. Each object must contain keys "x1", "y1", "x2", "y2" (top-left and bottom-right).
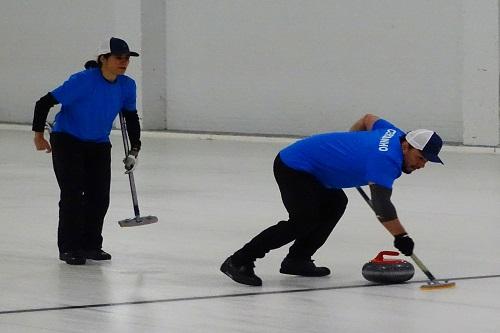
[{"x1": 32, "y1": 37, "x2": 141, "y2": 265}]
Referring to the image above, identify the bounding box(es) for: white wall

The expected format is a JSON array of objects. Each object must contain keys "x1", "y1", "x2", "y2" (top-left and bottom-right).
[
  {"x1": 0, "y1": 0, "x2": 142, "y2": 124},
  {"x1": 141, "y1": 0, "x2": 168, "y2": 130},
  {"x1": 166, "y1": 0, "x2": 462, "y2": 138},
  {"x1": 0, "y1": 0, "x2": 498, "y2": 146},
  {"x1": 164, "y1": 0, "x2": 498, "y2": 144},
  {"x1": 462, "y1": 0, "x2": 499, "y2": 146}
]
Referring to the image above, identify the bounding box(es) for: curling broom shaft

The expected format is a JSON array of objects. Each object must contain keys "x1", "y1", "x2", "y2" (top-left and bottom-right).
[
  {"x1": 119, "y1": 112, "x2": 129, "y2": 156},
  {"x1": 128, "y1": 172, "x2": 140, "y2": 218},
  {"x1": 356, "y1": 187, "x2": 374, "y2": 210},
  {"x1": 119, "y1": 112, "x2": 141, "y2": 218},
  {"x1": 411, "y1": 254, "x2": 437, "y2": 281}
]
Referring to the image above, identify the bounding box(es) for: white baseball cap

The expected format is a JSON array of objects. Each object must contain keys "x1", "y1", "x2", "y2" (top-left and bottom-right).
[{"x1": 406, "y1": 129, "x2": 444, "y2": 164}]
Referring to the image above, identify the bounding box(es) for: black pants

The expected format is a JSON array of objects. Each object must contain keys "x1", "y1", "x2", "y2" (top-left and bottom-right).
[
  {"x1": 232, "y1": 154, "x2": 348, "y2": 264},
  {"x1": 50, "y1": 132, "x2": 111, "y2": 253}
]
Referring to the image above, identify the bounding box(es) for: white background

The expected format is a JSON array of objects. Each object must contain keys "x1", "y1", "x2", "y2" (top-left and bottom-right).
[{"x1": 0, "y1": 0, "x2": 498, "y2": 145}]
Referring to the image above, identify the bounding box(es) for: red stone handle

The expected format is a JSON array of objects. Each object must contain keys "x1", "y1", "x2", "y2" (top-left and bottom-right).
[{"x1": 371, "y1": 251, "x2": 403, "y2": 263}]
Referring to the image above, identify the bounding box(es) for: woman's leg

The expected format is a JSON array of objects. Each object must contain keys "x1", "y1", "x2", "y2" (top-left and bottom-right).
[
  {"x1": 50, "y1": 133, "x2": 86, "y2": 255},
  {"x1": 82, "y1": 142, "x2": 111, "y2": 252}
]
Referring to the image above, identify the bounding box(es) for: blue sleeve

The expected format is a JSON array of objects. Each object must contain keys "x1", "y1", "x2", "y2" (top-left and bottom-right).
[
  {"x1": 122, "y1": 79, "x2": 137, "y2": 111},
  {"x1": 372, "y1": 119, "x2": 398, "y2": 131},
  {"x1": 366, "y1": 159, "x2": 400, "y2": 189},
  {"x1": 51, "y1": 71, "x2": 90, "y2": 106}
]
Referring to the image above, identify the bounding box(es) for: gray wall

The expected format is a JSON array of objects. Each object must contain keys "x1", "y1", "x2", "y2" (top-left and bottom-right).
[
  {"x1": 166, "y1": 0, "x2": 464, "y2": 138},
  {"x1": 1, "y1": 0, "x2": 498, "y2": 146},
  {"x1": 0, "y1": 0, "x2": 111, "y2": 123},
  {"x1": 0, "y1": 0, "x2": 142, "y2": 125}
]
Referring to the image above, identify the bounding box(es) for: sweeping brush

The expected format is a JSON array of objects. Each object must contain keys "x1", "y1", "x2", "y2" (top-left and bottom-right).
[
  {"x1": 411, "y1": 254, "x2": 456, "y2": 290},
  {"x1": 356, "y1": 187, "x2": 456, "y2": 291}
]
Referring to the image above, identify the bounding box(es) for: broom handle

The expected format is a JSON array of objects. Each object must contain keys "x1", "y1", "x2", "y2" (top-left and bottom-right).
[
  {"x1": 356, "y1": 186, "x2": 373, "y2": 210},
  {"x1": 119, "y1": 113, "x2": 140, "y2": 218},
  {"x1": 356, "y1": 186, "x2": 437, "y2": 282},
  {"x1": 410, "y1": 254, "x2": 437, "y2": 281}
]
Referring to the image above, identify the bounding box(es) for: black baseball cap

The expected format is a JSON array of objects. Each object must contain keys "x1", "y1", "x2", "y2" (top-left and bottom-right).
[{"x1": 97, "y1": 37, "x2": 139, "y2": 57}]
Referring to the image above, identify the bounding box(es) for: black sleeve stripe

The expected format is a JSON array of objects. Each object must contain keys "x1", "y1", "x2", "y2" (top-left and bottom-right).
[
  {"x1": 369, "y1": 184, "x2": 398, "y2": 222},
  {"x1": 122, "y1": 110, "x2": 141, "y2": 150},
  {"x1": 32, "y1": 93, "x2": 58, "y2": 132}
]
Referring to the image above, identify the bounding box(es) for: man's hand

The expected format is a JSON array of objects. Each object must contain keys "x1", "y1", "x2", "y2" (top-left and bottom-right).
[
  {"x1": 123, "y1": 147, "x2": 139, "y2": 174},
  {"x1": 34, "y1": 132, "x2": 51, "y2": 153},
  {"x1": 394, "y1": 233, "x2": 414, "y2": 256}
]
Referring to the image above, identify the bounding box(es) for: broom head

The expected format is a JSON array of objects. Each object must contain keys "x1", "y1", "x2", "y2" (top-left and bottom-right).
[
  {"x1": 118, "y1": 215, "x2": 158, "y2": 227},
  {"x1": 420, "y1": 280, "x2": 456, "y2": 290}
]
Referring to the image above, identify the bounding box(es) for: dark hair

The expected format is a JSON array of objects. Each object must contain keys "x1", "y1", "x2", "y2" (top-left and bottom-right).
[
  {"x1": 84, "y1": 60, "x2": 99, "y2": 69},
  {"x1": 83, "y1": 54, "x2": 111, "y2": 69}
]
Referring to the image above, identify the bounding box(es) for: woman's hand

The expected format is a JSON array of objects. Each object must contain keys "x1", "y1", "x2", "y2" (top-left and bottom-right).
[{"x1": 34, "y1": 132, "x2": 52, "y2": 153}]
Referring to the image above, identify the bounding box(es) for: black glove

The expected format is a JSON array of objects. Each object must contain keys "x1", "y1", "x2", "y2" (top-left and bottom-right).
[{"x1": 394, "y1": 233, "x2": 414, "y2": 256}]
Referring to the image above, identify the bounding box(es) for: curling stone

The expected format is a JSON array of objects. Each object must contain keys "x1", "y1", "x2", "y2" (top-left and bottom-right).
[{"x1": 362, "y1": 251, "x2": 414, "y2": 284}]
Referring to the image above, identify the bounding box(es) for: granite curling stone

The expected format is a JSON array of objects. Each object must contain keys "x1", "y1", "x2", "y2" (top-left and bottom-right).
[{"x1": 362, "y1": 251, "x2": 415, "y2": 284}]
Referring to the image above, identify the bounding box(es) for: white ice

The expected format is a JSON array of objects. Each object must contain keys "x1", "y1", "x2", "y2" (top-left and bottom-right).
[{"x1": 1, "y1": 125, "x2": 499, "y2": 332}]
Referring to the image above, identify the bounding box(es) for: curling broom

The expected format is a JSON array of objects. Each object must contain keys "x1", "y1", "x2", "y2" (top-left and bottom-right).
[{"x1": 117, "y1": 112, "x2": 158, "y2": 227}]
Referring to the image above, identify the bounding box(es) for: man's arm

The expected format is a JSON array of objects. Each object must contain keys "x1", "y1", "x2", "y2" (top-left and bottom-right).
[
  {"x1": 369, "y1": 184, "x2": 405, "y2": 234},
  {"x1": 350, "y1": 113, "x2": 380, "y2": 131},
  {"x1": 380, "y1": 218, "x2": 407, "y2": 236},
  {"x1": 369, "y1": 184, "x2": 414, "y2": 255}
]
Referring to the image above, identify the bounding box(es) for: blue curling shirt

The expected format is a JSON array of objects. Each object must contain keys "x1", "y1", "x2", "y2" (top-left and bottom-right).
[
  {"x1": 51, "y1": 68, "x2": 137, "y2": 143},
  {"x1": 279, "y1": 119, "x2": 405, "y2": 189}
]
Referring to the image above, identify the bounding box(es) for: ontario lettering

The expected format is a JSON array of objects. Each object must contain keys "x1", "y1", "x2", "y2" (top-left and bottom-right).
[{"x1": 378, "y1": 129, "x2": 396, "y2": 151}]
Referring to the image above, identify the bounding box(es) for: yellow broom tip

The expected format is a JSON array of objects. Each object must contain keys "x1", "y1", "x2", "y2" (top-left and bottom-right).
[{"x1": 420, "y1": 281, "x2": 456, "y2": 290}]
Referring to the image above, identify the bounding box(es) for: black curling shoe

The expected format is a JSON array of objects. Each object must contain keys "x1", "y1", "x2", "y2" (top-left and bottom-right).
[
  {"x1": 84, "y1": 249, "x2": 112, "y2": 260},
  {"x1": 280, "y1": 258, "x2": 331, "y2": 277},
  {"x1": 220, "y1": 256, "x2": 262, "y2": 286},
  {"x1": 59, "y1": 251, "x2": 86, "y2": 265}
]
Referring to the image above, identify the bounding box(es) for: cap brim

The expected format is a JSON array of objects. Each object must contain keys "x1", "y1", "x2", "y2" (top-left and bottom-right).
[
  {"x1": 422, "y1": 152, "x2": 444, "y2": 164},
  {"x1": 110, "y1": 51, "x2": 140, "y2": 57}
]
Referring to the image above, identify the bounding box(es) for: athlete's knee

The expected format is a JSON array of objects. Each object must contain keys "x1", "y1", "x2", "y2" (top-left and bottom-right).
[
  {"x1": 323, "y1": 191, "x2": 348, "y2": 221},
  {"x1": 338, "y1": 191, "x2": 348, "y2": 212}
]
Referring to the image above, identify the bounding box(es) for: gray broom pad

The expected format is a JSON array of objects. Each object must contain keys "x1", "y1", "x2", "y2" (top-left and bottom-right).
[{"x1": 118, "y1": 215, "x2": 158, "y2": 227}]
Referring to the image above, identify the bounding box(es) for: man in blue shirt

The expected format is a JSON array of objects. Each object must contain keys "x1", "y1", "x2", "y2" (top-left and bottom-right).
[{"x1": 221, "y1": 114, "x2": 443, "y2": 286}]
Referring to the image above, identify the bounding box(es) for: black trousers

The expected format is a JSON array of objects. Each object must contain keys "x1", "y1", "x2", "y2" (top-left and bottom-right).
[
  {"x1": 50, "y1": 132, "x2": 111, "y2": 253},
  {"x1": 233, "y1": 154, "x2": 348, "y2": 264}
]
